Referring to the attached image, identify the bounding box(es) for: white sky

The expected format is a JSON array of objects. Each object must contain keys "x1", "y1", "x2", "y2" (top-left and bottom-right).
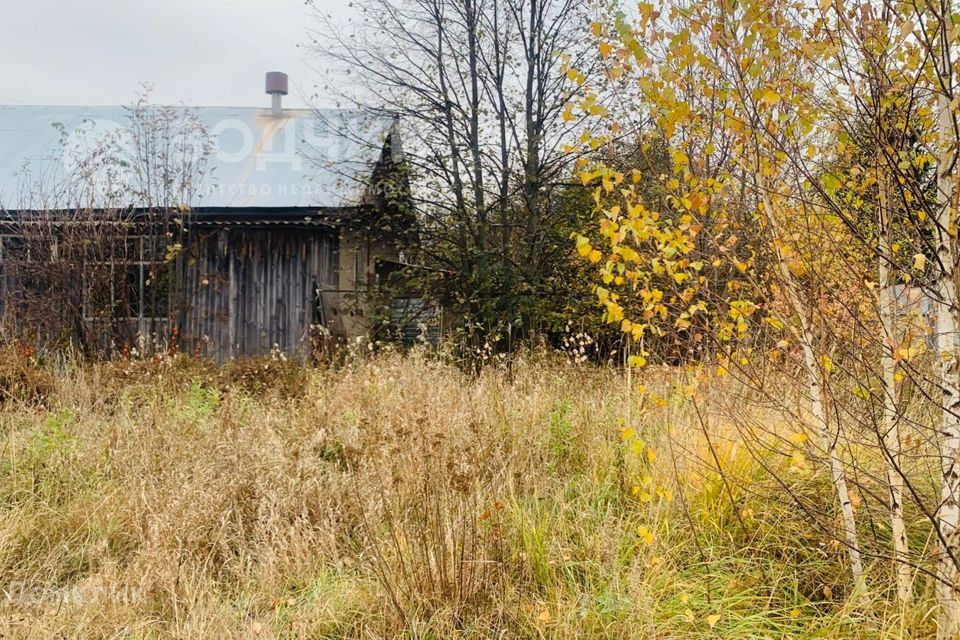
[{"x1": 0, "y1": 0, "x2": 355, "y2": 109}]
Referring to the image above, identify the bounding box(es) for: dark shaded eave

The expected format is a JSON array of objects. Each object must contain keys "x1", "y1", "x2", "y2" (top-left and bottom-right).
[{"x1": 0, "y1": 205, "x2": 370, "y2": 230}]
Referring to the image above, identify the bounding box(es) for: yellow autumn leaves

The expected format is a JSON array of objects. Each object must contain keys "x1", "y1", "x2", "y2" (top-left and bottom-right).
[
  {"x1": 571, "y1": 160, "x2": 735, "y2": 364},
  {"x1": 620, "y1": 422, "x2": 673, "y2": 553},
  {"x1": 575, "y1": 234, "x2": 602, "y2": 264}
]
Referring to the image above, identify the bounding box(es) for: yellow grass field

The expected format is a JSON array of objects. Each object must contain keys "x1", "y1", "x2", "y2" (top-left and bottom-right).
[{"x1": 0, "y1": 349, "x2": 943, "y2": 638}]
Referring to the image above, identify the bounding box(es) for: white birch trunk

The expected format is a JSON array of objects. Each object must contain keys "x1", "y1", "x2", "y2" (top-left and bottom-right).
[
  {"x1": 759, "y1": 191, "x2": 866, "y2": 593},
  {"x1": 878, "y1": 177, "x2": 911, "y2": 601},
  {"x1": 729, "y1": 31, "x2": 866, "y2": 587},
  {"x1": 795, "y1": 308, "x2": 867, "y2": 594},
  {"x1": 934, "y1": 4, "x2": 960, "y2": 633},
  {"x1": 936, "y1": 74, "x2": 960, "y2": 640}
]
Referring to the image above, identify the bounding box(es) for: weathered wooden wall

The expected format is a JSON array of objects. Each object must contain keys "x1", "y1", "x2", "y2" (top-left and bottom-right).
[
  {"x1": 0, "y1": 223, "x2": 389, "y2": 360},
  {"x1": 178, "y1": 226, "x2": 340, "y2": 361}
]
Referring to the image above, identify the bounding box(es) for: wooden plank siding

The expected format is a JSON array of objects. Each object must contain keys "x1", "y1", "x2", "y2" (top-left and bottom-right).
[
  {"x1": 0, "y1": 219, "x2": 386, "y2": 361},
  {"x1": 178, "y1": 226, "x2": 339, "y2": 361}
]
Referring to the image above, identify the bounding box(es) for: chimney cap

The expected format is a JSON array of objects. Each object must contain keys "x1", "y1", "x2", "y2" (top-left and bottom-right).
[{"x1": 265, "y1": 71, "x2": 289, "y2": 96}]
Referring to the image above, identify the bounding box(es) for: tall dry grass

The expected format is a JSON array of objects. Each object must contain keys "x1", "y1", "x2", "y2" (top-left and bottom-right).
[{"x1": 0, "y1": 347, "x2": 941, "y2": 638}]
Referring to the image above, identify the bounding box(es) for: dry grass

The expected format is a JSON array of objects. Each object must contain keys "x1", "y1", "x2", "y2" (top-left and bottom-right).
[{"x1": 0, "y1": 348, "x2": 942, "y2": 638}]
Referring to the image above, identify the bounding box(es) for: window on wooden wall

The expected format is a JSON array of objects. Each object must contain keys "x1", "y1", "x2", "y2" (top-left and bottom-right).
[
  {"x1": 0, "y1": 235, "x2": 19, "y2": 315},
  {"x1": 0, "y1": 235, "x2": 26, "y2": 260},
  {"x1": 126, "y1": 261, "x2": 171, "y2": 320},
  {"x1": 324, "y1": 235, "x2": 339, "y2": 288},
  {"x1": 0, "y1": 235, "x2": 27, "y2": 307},
  {"x1": 83, "y1": 236, "x2": 172, "y2": 321},
  {"x1": 130, "y1": 237, "x2": 171, "y2": 320},
  {"x1": 354, "y1": 243, "x2": 369, "y2": 292}
]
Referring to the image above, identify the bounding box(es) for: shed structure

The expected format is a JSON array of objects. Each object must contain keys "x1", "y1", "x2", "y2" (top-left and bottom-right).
[{"x1": 0, "y1": 86, "x2": 411, "y2": 360}]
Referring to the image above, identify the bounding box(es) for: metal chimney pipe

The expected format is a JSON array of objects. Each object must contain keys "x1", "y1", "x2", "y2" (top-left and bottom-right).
[{"x1": 265, "y1": 71, "x2": 289, "y2": 116}]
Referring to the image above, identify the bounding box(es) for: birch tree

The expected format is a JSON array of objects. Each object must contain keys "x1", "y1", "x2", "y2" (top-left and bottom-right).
[
  {"x1": 931, "y1": 2, "x2": 960, "y2": 633},
  {"x1": 570, "y1": 0, "x2": 872, "y2": 590}
]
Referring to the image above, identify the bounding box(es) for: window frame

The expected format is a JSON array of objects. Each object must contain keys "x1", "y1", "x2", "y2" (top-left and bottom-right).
[{"x1": 80, "y1": 235, "x2": 172, "y2": 323}]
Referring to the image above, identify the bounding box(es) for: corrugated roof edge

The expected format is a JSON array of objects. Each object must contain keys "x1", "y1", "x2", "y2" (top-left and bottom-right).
[{"x1": 0, "y1": 208, "x2": 365, "y2": 230}]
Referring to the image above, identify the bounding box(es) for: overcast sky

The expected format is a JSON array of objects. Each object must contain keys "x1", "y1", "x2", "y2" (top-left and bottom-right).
[{"x1": 0, "y1": 0, "x2": 354, "y2": 109}]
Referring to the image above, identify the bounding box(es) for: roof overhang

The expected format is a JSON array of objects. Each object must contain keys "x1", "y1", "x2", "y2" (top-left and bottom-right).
[{"x1": 0, "y1": 205, "x2": 370, "y2": 230}]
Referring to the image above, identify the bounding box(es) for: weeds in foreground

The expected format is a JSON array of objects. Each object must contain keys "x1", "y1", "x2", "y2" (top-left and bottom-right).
[{"x1": 0, "y1": 348, "x2": 941, "y2": 637}]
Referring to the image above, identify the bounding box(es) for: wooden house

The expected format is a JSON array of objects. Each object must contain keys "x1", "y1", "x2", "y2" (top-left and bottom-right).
[{"x1": 0, "y1": 73, "x2": 414, "y2": 360}]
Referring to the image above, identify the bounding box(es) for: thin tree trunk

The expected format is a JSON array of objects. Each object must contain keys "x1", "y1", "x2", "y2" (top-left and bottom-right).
[
  {"x1": 719, "y1": 23, "x2": 865, "y2": 585},
  {"x1": 854, "y1": 9, "x2": 913, "y2": 600},
  {"x1": 431, "y1": 3, "x2": 470, "y2": 272},
  {"x1": 489, "y1": 0, "x2": 511, "y2": 263},
  {"x1": 795, "y1": 304, "x2": 867, "y2": 594},
  {"x1": 759, "y1": 189, "x2": 866, "y2": 592},
  {"x1": 934, "y1": 149, "x2": 960, "y2": 640},
  {"x1": 464, "y1": 0, "x2": 487, "y2": 255},
  {"x1": 935, "y1": 6, "x2": 960, "y2": 626},
  {"x1": 878, "y1": 174, "x2": 911, "y2": 602},
  {"x1": 522, "y1": 0, "x2": 542, "y2": 287}
]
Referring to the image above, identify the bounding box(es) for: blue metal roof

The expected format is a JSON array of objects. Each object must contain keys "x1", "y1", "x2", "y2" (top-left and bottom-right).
[{"x1": 0, "y1": 105, "x2": 395, "y2": 210}]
